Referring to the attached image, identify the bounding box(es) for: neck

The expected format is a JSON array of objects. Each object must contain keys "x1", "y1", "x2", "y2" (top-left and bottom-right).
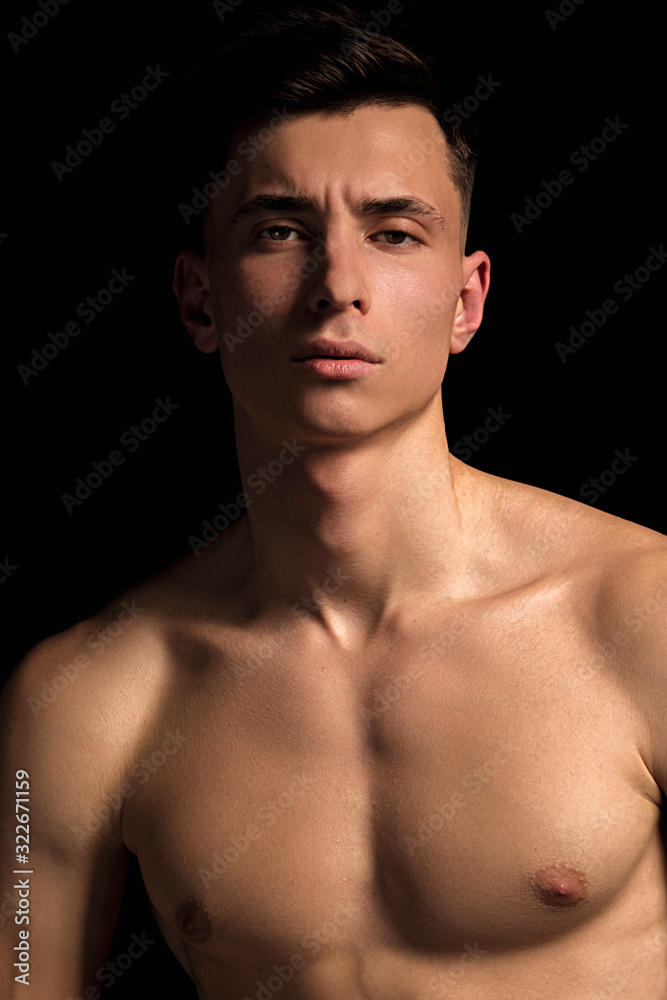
[{"x1": 232, "y1": 397, "x2": 484, "y2": 645}]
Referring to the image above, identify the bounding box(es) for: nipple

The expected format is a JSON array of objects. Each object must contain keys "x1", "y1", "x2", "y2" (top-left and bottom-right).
[
  {"x1": 176, "y1": 897, "x2": 214, "y2": 943},
  {"x1": 530, "y1": 864, "x2": 589, "y2": 907}
]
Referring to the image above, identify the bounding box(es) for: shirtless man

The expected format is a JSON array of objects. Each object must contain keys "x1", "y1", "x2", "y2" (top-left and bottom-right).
[{"x1": 2, "y1": 4, "x2": 667, "y2": 998}]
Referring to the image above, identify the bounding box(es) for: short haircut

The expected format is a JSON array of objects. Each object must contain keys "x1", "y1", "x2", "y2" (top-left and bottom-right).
[{"x1": 182, "y1": 2, "x2": 477, "y2": 253}]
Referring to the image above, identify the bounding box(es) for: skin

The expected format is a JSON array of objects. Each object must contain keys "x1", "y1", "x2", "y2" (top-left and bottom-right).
[{"x1": 2, "y1": 104, "x2": 667, "y2": 999}]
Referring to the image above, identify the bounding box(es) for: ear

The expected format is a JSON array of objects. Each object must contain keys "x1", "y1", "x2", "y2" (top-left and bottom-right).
[
  {"x1": 450, "y1": 250, "x2": 491, "y2": 355},
  {"x1": 172, "y1": 250, "x2": 218, "y2": 354}
]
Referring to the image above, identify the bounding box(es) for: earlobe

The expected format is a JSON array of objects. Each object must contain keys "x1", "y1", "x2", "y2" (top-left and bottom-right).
[
  {"x1": 172, "y1": 250, "x2": 219, "y2": 354},
  {"x1": 449, "y1": 250, "x2": 491, "y2": 355}
]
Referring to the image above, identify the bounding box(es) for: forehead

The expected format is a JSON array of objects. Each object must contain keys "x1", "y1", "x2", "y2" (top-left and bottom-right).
[{"x1": 208, "y1": 104, "x2": 459, "y2": 238}]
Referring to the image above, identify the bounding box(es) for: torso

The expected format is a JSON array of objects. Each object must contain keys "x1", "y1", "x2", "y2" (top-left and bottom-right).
[{"x1": 117, "y1": 474, "x2": 667, "y2": 998}]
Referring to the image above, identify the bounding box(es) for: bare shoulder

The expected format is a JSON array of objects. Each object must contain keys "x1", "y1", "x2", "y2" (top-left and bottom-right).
[
  {"x1": 468, "y1": 462, "x2": 667, "y2": 774},
  {"x1": 3, "y1": 510, "x2": 248, "y2": 726},
  {"x1": 0, "y1": 587, "x2": 165, "y2": 833},
  {"x1": 3, "y1": 588, "x2": 158, "y2": 736},
  {"x1": 1, "y1": 519, "x2": 249, "y2": 765},
  {"x1": 463, "y1": 460, "x2": 667, "y2": 584}
]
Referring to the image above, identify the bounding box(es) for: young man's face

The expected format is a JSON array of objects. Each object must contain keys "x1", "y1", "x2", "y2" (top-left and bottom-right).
[{"x1": 176, "y1": 103, "x2": 489, "y2": 445}]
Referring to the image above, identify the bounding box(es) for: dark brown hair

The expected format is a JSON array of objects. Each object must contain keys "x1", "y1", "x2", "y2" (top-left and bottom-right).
[{"x1": 184, "y1": 3, "x2": 477, "y2": 252}]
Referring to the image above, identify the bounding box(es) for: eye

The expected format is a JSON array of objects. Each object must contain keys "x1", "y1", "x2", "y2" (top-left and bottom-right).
[
  {"x1": 257, "y1": 225, "x2": 305, "y2": 241},
  {"x1": 254, "y1": 225, "x2": 422, "y2": 246},
  {"x1": 372, "y1": 230, "x2": 421, "y2": 246}
]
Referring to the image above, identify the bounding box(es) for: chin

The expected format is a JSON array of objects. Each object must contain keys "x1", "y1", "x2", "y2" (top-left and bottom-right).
[
  {"x1": 289, "y1": 419, "x2": 375, "y2": 445},
  {"x1": 291, "y1": 398, "x2": 390, "y2": 437}
]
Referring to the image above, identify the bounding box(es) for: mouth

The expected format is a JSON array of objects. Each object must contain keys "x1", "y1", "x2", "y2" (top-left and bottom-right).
[
  {"x1": 291, "y1": 350, "x2": 381, "y2": 381},
  {"x1": 291, "y1": 340, "x2": 381, "y2": 363}
]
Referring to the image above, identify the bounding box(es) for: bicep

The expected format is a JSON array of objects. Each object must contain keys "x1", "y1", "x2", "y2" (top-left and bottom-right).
[
  {"x1": 0, "y1": 836, "x2": 130, "y2": 997},
  {"x1": 0, "y1": 645, "x2": 131, "y2": 998}
]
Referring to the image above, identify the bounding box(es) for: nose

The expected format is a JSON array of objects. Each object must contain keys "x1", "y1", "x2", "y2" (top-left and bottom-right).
[{"x1": 306, "y1": 234, "x2": 371, "y2": 315}]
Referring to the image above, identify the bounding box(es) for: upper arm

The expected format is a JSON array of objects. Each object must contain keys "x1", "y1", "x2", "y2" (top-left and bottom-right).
[{"x1": 0, "y1": 628, "x2": 136, "y2": 998}]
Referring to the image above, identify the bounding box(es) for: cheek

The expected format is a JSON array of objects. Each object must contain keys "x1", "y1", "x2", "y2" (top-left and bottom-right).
[
  {"x1": 213, "y1": 261, "x2": 264, "y2": 321},
  {"x1": 211, "y1": 266, "x2": 294, "y2": 400},
  {"x1": 379, "y1": 269, "x2": 457, "y2": 362},
  {"x1": 239, "y1": 258, "x2": 286, "y2": 308},
  {"x1": 214, "y1": 257, "x2": 302, "y2": 340}
]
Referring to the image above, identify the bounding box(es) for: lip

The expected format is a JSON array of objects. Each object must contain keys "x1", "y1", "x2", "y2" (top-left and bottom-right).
[
  {"x1": 294, "y1": 357, "x2": 379, "y2": 379},
  {"x1": 290, "y1": 339, "x2": 381, "y2": 364}
]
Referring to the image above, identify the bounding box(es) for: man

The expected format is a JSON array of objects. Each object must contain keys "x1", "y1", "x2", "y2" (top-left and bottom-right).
[{"x1": 2, "y1": 4, "x2": 667, "y2": 997}]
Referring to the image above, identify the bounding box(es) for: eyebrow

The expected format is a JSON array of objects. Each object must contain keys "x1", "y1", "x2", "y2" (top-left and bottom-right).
[{"x1": 230, "y1": 194, "x2": 447, "y2": 232}]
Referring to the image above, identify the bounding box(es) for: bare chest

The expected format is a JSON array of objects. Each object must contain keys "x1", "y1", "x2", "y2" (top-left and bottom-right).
[{"x1": 122, "y1": 606, "x2": 663, "y2": 976}]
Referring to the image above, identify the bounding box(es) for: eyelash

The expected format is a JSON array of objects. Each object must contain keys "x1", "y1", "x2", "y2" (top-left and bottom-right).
[{"x1": 254, "y1": 224, "x2": 423, "y2": 248}]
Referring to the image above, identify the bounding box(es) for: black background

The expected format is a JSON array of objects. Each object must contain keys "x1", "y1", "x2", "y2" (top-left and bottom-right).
[{"x1": 2, "y1": 0, "x2": 664, "y2": 994}]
